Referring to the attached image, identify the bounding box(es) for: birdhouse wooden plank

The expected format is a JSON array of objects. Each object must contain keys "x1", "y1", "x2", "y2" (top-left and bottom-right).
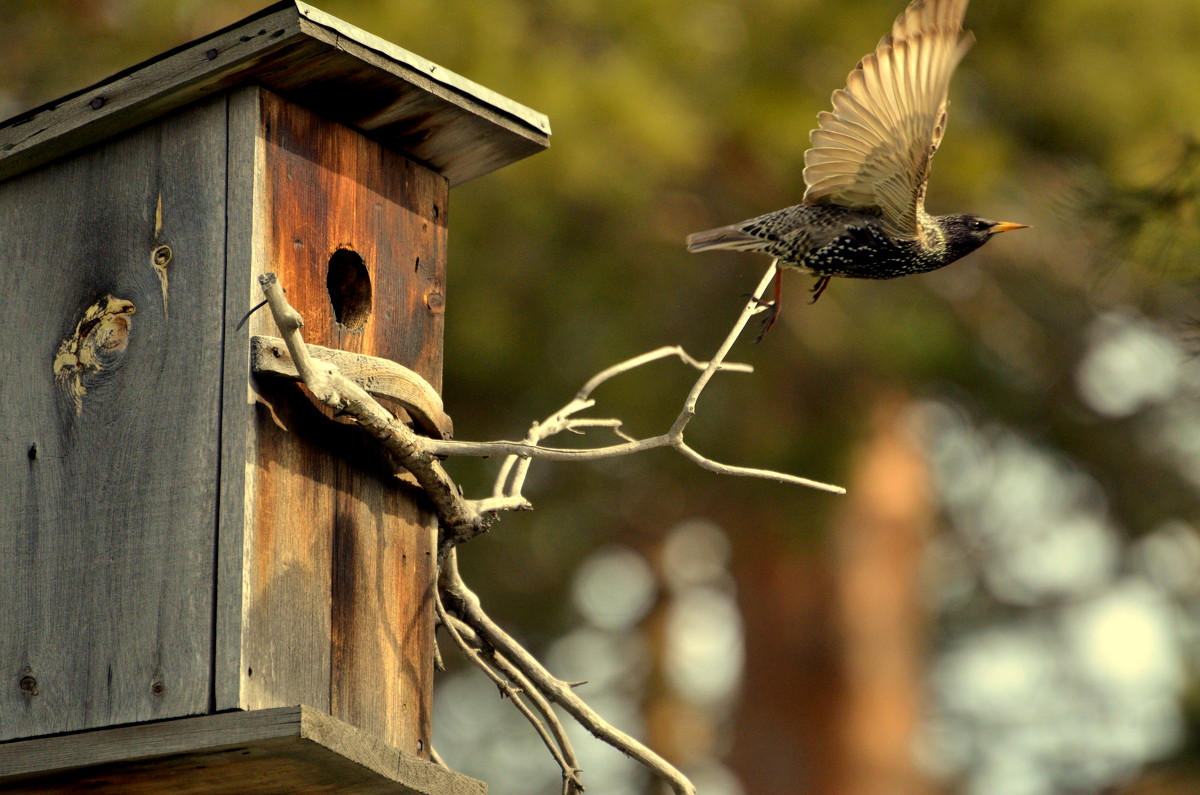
[
  {"x1": 0, "y1": 94, "x2": 233, "y2": 742},
  {"x1": 0, "y1": 1, "x2": 548, "y2": 188},
  {"x1": 0, "y1": 2, "x2": 547, "y2": 789},
  {"x1": 228, "y1": 87, "x2": 449, "y2": 751},
  {"x1": 0, "y1": 706, "x2": 484, "y2": 794}
]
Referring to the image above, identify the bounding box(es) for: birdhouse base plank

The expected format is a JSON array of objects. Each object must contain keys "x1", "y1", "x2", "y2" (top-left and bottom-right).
[{"x1": 0, "y1": 706, "x2": 484, "y2": 794}]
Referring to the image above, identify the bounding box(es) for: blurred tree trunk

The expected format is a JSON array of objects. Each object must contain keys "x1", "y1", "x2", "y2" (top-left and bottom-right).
[{"x1": 730, "y1": 392, "x2": 933, "y2": 795}]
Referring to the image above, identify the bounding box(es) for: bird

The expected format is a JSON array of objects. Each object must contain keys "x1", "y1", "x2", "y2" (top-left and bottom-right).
[{"x1": 686, "y1": 0, "x2": 1026, "y2": 334}]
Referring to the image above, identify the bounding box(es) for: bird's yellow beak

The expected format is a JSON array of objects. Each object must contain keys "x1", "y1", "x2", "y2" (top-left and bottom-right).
[{"x1": 988, "y1": 221, "x2": 1029, "y2": 235}]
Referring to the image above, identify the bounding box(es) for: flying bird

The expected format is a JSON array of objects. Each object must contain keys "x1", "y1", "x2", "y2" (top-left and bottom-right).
[{"x1": 687, "y1": 0, "x2": 1026, "y2": 333}]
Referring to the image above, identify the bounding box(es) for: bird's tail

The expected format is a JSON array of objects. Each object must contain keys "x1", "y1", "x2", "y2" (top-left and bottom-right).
[{"x1": 685, "y1": 225, "x2": 762, "y2": 253}]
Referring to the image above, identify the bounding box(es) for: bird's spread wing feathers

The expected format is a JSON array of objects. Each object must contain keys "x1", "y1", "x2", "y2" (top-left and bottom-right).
[{"x1": 802, "y1": 0, "x2": 973, "y2": 240}]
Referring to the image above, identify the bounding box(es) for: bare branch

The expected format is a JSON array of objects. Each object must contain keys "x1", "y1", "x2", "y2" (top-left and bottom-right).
[
  {"x1": 256, "y1": 273, "x2": 492, "y2": 545},
  {"x1": 575, "y1": 344, "x2": 753, "y2": 401},
  {"x1": 439, "y1": 550, "x2": 697, "y2": 795},
  {"x1": 425, "y1": 435, "x2": 668, "y2": 460},
  {"x1": 436, "y1": 591, "x2": 584, "y2": 793},
  {"x1": 252, "y1": 267, "x2": 843, "y2": 795},
  {"x1": 443, "y1": 261, "x2": 846, "y2": 501},
  {"x1": 676, "y1": 439, "x2": 843, "y2": 489},
  {"x1": 672, "y1": 262, "x2": 778, "y2": 436},
  {"x1": 469, "y1": 495, "x2": 533, "y2": 514},
  {"x1": 259, "y1": 264, "x2": 843, "y2": 555}
]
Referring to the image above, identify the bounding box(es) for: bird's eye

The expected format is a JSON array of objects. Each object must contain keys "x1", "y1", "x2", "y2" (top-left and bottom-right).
[{"x1": 970, "y1": 219, "x2": 991, "y2": 231}]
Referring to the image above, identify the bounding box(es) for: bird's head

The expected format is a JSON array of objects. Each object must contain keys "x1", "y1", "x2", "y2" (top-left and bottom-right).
[{"x1": 938, "y1": 214, "x2": 1028, "y2": 258}]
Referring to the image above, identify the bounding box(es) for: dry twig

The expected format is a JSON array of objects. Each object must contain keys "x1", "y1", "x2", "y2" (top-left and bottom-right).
[
  {"x1": 254, "y1": 263, "x2": 842, "y2": 795},
  {"x1": 439, "y1": 550, "x2": 697, "y2": 795},
  {"x1": 435, "y1": 587, "x2": 584, "y2": 794},
  {"x1": 425, "y1": 262, "x2": 845, "y2": 546},
  {"x1": 257, "y1": 273, "x2": 492, "y2": 543}
]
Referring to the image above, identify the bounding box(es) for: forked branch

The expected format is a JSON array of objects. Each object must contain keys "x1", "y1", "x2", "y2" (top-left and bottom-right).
[
  {"x1": 439, "y1": 549, "x2": 697, "y2": 795},
  {"x1": 253, "y1": 263, "x2": 842, "y2": 795},
  {"x1": 257, "y1": 273, "x2": 491, "y2": 542},
  {"x1": 257, "y1": 266, "x2": 843, "y2": 549},
  {"x1": 426, "y1": 262, "x2": 844, "y2": 546}
]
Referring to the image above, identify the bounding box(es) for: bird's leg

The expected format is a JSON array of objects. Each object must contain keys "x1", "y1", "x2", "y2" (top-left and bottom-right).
[
  {"x1": 809, "y1": 276, "x2": 831, "y2": 303},
  {"x1": 754, "y1": 267, "x2": 785, "y2": 342}
]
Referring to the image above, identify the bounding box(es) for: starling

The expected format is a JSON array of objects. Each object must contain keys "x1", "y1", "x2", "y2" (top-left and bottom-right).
[{"x1": 687, "y1": 0, "x2": 1026, "y2": 329}]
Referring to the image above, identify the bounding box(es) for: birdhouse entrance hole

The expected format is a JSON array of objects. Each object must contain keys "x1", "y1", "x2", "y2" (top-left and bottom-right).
[{"x1": 327, "y1": 247, "x2": 372, "y2": 330}]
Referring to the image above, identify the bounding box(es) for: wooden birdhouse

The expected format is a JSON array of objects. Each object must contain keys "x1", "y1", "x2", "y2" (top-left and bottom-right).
[{"x1": 0, "y1": 2, "x2": 548, "y2": 790}]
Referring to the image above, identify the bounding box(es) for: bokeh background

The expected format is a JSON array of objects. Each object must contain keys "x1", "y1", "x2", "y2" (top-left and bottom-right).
[{"x1": 4, "y1": 1, "x2": 1199, "y2": 793}]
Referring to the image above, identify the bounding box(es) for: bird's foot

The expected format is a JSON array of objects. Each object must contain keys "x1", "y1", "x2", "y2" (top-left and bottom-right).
[
  {"x1": 748, "y1": 267, "x2": 787, "y2": 342},
  {"x1": 754, "y1": 301, "x2": 780, "y2": 342},
  {"x1": 739, "y1": 293, "x2": 779, "y2": 341},
  {"x1": 809, "y1": 276, "x2": 831, "y2": 303}
]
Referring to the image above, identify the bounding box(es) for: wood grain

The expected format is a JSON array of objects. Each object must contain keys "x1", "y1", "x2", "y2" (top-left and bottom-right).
[
  {"x1": 212, "y1": 85, "x2": 262, "y2": 717},
  {"x1": 0, "y1": 706, "x2": 485, "y2": 795},
  {"x1": 234, "y1": 90, "x2": 444, "y2": 756},
  {"x1": 0, "y1": 96, "x2": 229, "y2": 740},
  {"x1": 2, "y1": 26, "x2": 473, "y2": 778},
  {"x1": 0, "y1": 1, "x2": 549, "y2": 188}
]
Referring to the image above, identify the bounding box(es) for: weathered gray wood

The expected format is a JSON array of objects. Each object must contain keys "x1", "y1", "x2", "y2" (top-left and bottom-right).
[
  {"x1": 0, "y1": 96, "x2": 230, "y2": 741},
  {"x1": 212, "y1": 86, "x2": 264, "y2": 715},
  {"x1": 0, "y1": 1, "x2": 549, "y2": 188},
  {"x1": 250, "y1": 335, "x2": 454, "y2": 439},
  {"x1": 0, "y1": 706, "x2": 486, "y2": 794}
]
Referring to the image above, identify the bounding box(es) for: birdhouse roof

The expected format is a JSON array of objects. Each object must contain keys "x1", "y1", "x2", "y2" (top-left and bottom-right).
[{"x1": 0, "y1": 1, "x2": 550, "y2": 186}]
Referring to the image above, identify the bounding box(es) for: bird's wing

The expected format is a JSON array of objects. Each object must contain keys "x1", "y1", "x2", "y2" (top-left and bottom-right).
[{"x1": 802, "y1": 0, "x2": 974, "y2": 241}]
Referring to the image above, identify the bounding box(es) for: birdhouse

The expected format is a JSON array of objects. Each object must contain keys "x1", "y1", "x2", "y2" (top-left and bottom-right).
[{"x1": 0, "y1": 2, "x2": 548, "y2": 791}]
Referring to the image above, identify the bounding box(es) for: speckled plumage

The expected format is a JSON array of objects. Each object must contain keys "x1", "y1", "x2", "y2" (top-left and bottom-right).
[
  {"x1": 687, "y1": 0, "x2": 1025, "y2": 307},
  {"x1": 687, "y1": 204, "x2": 1005, "y2": 280}
]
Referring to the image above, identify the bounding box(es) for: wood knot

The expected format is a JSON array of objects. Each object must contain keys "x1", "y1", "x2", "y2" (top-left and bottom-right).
[
  {"x1": 53, "y1": 295, "x2": 136, "y2": 415},
  {"x1": 152, "y1": 241, "x2": 172, "y2": 317},
  {"x1": 152, "y1": 245, "x2": 172, "y2": 267}
]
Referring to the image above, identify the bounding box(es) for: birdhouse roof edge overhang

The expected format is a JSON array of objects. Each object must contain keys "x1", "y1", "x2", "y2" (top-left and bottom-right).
[{"x1": 0, "y1": 1, "x2": 551, "y2": 187}]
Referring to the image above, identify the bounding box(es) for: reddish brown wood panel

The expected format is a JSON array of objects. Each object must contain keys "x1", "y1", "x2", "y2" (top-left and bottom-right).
[
  {"x1": 241, "y1": 89, "x2": 445, "y2": 757},
  {"x1": 260, "y1": 87, "x2": 447, "y2": 384}
]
